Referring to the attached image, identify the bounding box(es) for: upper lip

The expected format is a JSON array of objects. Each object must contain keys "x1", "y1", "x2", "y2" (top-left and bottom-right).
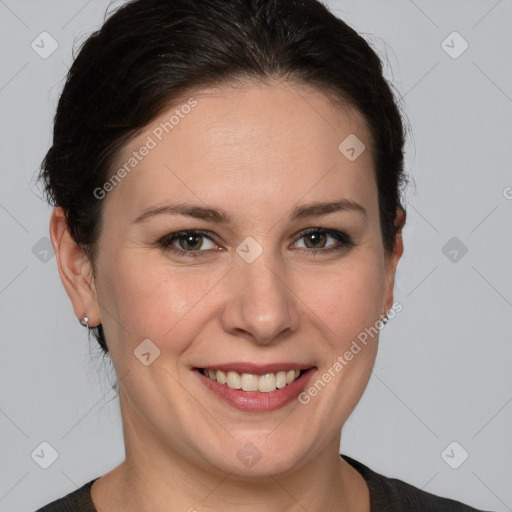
[{"x1": 196, "y1": 362, "x2": 316, "y2": 375}]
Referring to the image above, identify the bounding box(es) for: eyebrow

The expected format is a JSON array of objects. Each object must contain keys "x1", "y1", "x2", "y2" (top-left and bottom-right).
[{"x1": 133, "y1": 199, "x2": 367, "y2": 224}]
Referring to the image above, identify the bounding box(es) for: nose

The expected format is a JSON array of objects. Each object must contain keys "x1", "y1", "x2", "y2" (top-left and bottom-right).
[{"x1": 220, "y1": 250, "x2": 300, "y2": 346}]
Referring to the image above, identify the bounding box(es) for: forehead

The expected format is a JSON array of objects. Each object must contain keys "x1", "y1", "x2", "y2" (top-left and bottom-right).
[{"x1": 103, "y1": 79, "x2": 376, "y2": 221}]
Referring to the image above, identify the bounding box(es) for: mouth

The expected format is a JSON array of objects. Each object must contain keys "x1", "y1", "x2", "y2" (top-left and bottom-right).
[
  {"x1": 194, "y1": 364, "x2": 316, "y2": 412},
  {"x1": 198, "y1": 368, "x2": 306, "y2": 393}
]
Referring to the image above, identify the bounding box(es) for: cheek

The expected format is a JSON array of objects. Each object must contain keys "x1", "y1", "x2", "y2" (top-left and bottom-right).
[
  {"x1": 97, "y1": 253, "x2": 222, "y2": 355},
  {"x1": 296, "y1": 252, "x2": 385, "y2": 337},
  {"x1": 290, "y1": 254, "x2": 385, "y2": 429}
]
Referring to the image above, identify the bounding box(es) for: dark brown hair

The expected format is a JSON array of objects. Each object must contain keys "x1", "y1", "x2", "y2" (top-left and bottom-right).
[{"x1": 38, "y1": 0, "x2": 408, "y2": 354}]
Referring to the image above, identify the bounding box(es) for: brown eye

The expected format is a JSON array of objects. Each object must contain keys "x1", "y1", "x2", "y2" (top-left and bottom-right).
[
  {"x1": 159, "y1": 230, "x2": 217, "y2": 256},
  {"x1": 292, "y1": 228, "x2": 354, "y2": 253},
  {"x1": 177, "y1": 233, "x2": 204, "y2": 251},
  {"x1": 303, "y1": 231, "x2": 328, "y2": 249}
]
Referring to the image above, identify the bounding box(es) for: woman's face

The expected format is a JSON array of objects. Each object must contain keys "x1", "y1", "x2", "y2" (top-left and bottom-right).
[{"x1": 75, "y1": 80, "x2": 403, "y2": 477}]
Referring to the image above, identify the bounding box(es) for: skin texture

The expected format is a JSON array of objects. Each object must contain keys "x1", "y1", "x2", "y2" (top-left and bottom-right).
[{"x1": 50, "y1": 79, "x2": 405, "y2": 511}]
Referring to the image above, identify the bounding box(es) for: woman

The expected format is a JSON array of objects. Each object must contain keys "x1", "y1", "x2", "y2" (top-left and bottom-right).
[{"x1": 35, "y1": 0, "x2": 491, "y2": 510}]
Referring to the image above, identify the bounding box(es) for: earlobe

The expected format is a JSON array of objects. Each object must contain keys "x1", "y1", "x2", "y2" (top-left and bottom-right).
[{"x1": 49, "y1": 207, "x2": 101, "y2": 326}]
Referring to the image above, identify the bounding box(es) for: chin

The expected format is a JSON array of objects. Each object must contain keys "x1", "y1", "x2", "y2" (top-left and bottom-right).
[{"x1": 199, "y1": 435, "x2": 310, "y2": 479}]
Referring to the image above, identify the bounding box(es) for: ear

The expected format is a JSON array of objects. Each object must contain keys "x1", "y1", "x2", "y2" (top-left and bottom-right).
[
  {"x1": 49, "y1": 207, "x2": 101, "y2": 327},
  {"x1": 382, "y1": 207, "x2": 406, "y2": 313}
]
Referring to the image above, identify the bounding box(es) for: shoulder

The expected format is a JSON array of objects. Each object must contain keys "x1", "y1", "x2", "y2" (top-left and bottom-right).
[
  {"x1": 34, "y1": 478, "x2": 99, "y2": 512},
  {"x1": 341, "y1": 454, "x2": 494, "y2": 512}
]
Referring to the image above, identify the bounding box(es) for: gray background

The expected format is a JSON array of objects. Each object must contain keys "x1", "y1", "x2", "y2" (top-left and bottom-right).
[{"x1": 1, "y1": 0, "x2": 511, "y2": 510}]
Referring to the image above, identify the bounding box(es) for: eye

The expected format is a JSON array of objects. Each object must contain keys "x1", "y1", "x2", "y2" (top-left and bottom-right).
[
  {"x1": 159, "y1": 230, "x2": 219, "y2": 257},
  {"x1": 292, "y1": 228, "x2": 353, "y2": 253}
]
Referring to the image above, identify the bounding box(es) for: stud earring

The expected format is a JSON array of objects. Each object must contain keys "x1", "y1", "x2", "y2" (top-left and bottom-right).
[{"x1": 80, "y1": 315, "x2": 89, "y2": 327}]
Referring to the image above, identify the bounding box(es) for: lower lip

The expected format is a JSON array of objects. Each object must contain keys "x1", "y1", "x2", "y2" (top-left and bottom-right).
[{"x1": 196, "y1": 368, "x2": 316, "y2": 412}]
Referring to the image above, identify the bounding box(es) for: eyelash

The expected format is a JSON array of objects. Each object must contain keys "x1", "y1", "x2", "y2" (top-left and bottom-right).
[{"x1": 157, "y1": 228, "x2": 354, "y2": 258}]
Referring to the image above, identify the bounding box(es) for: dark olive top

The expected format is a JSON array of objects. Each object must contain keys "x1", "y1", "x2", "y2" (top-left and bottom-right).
[{"x1": 35, "y1": 454, "x2": 492, "y2": 511}]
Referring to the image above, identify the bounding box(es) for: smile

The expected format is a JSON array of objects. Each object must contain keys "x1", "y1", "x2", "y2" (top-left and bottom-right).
[
  {"x1": 200, "y1": 368, "x2": 303, "y2": 393},
  {"x1": 195, "y1": 364, "x2": 316, "y2": 412}
]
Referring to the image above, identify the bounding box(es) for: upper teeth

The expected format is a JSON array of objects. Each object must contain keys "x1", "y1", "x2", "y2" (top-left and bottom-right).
[{"x1": 202, "y1": 369, "x2": 301, "y2": 393}]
